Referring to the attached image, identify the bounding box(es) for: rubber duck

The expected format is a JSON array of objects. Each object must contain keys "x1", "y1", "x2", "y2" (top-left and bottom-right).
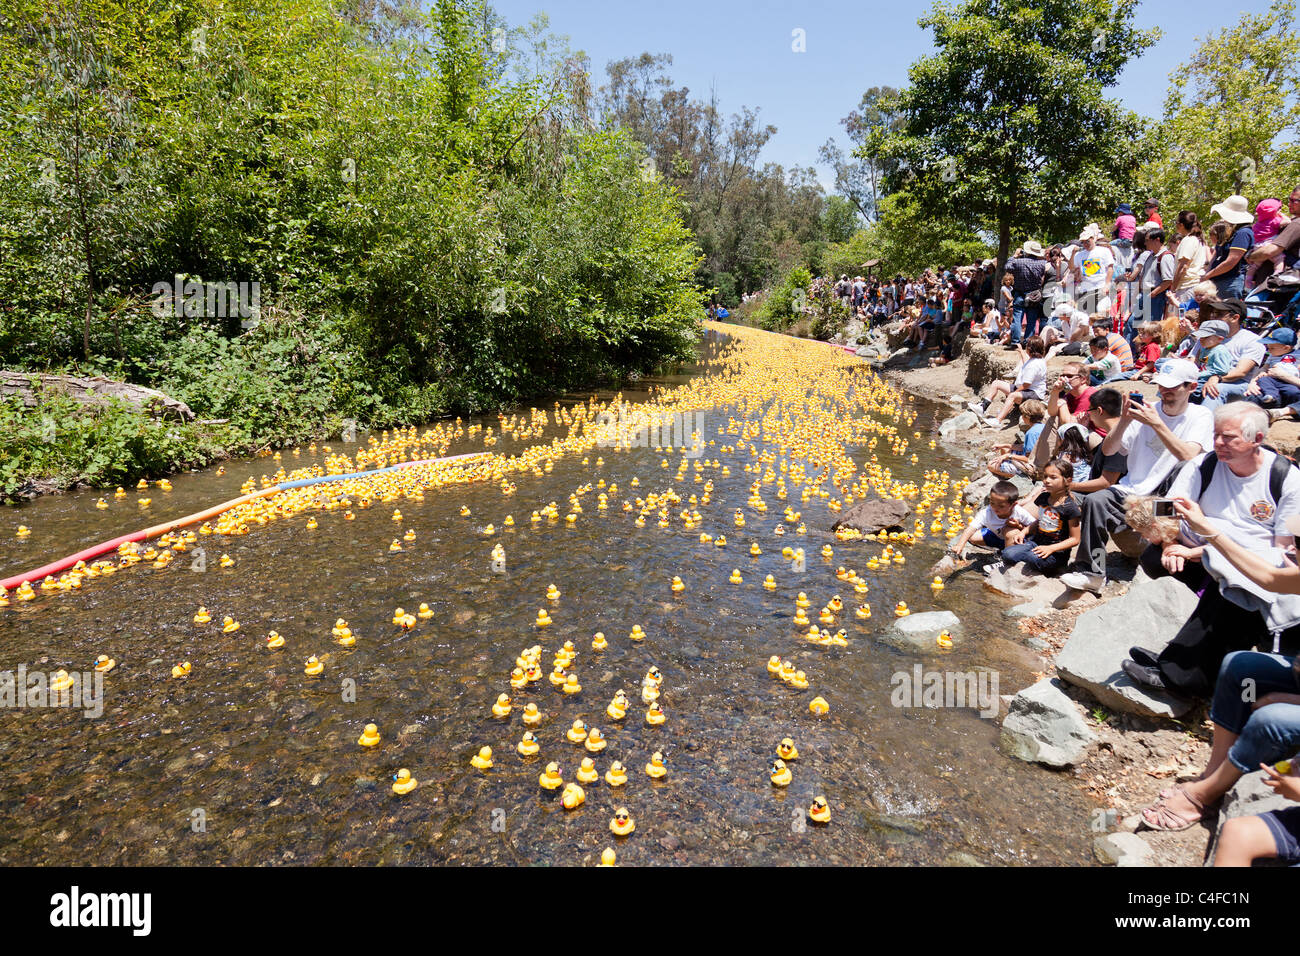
[
  {"x1": 931, "y1": 576, "x2": 945, "y2": 593},
  {"x1": 585, "y1": 728, "x2": 607, "y2": 752},
  {"x1": 566, "y1": 720, "x2": 589, "y2": 744},
  {"x1": 790, "y1": 670, "x2": 809, "y2": 690},
  {"x1": 171, "y1": 661, "x2": 192, "y2": 679},
  {"x1": 808, "y1": 796, "x2": 831, "y2": 824},
  {"x1": 50, "y1": 670, "x2": 74, "y2": 692},
  {"x1": 629, "y1": 624, "x2": 645, "y2": 642},
  {"x1": 856, "y1": 603, "x2": 871, "y2": 619},
  {"x1": 221, "y1": 616, "x2": 240, "y2": 634},
  {"x1": 828, "y1": 629, "x2": 849, "y2": 647},
  {"x1": 137, "y1": 498, "x2": 150, "y2": 508},
  {"x1": 306, "y1": 516, "x2": 318, "y2": 530},
  {"x1": 767, "y1": 655, "x2": 784, "y2": 676},
  {"x1": 392, "y1": 769, "x2": 418, "y2": 795},
  {"x1": 894, "y1": 601, "x2": 910, "y2": 618},
  {"x1": 95, "y1": 498, "x2": 108, "y2": 510},
  {"x1": 714, "y1": 535, "x2": 727, "y2": 547},
  {"x1": 605, "y1": 760, "x2": 629, "y2": 787},
  {"x1": 729, "y1": 569, "x2": 743, "y2": 584},
  {"x1": 492, "y1": 693, "x2": 512, "y2": 718},
  {"x1": 937, "y1": 629, "x2": 954, "y2": 649},
  {"x1": 607, "y1": 692, "x2": 627, "y2": 720},
  {"x1": 577, "y1": 757, "x2": 600, "y2": 783},
  {"x1": 470, "y1": 746, "x2": 493, "y2": 769},
  {"x1": 304, "y1": 655, "x2": 323, "y2": 676},
  {"x1": 641, "y1": 681, "x2": 660, "y2": 704},
  {"x1": 563, "y1": 673, "x2": 582, "y2": 695},
  {"x1": 770, "y1": 758, "x2": 792, "y2": 787},
  {"x1": 219, "y1": 554, "x2": 235, "y2": 568},
  {"x1": 808, "y1": 696, "x2": 830, "y2": 716},
  {"x1": 751, "y1": 542, "x2": 762, "y2": 556},
  {"x1": 114, "y1": 487, "x2": 126, "y2": 499},
  {"x1": 645, "y1": 751, "x2": 668, "y2": 779},
  {"x1": 193, "y1": 606, "x2": 211, "y2": 624},
  {"x1": 358, "y1": 723, "x2": 381, "y2": 747},
  {"x1": 94, "y1": 654, "x2": 116, "y2": 673},
  {"x1": 777, "y1": 738, "x2": 799, "y2": 761},
  {"x1": 560, "y1": 781, "x2": 586, "y2": 810},
  {"x1": 645, "y1": 666, "x2": 663, "y2": 687},
  {"x1": 389, "y1": 539, "x2": 403, "y2": 552},
  {"x1": 1277, "y1": 759, "x2": 1293, "y2": 775},
  {"x1": 392, "y1": 509, "x2": 403, "y2": 523},
  {"x1": 136, "y1": 478, "x2": 148, "y2": 490},
  {"x1": 764, "y1": 574, "x2": 777, "y2": 590},
  {"x1": 546, "y1": 584, "x2": 561, "y2": 601},
  {"x1": 671, "y1": 576, "x2": 686, "y2": 593},
  {"x1": 522, "y1": 702, "x2": 542, "y2": 726},
  {"x1": 535, "y1": 609, "x2": 552, "y2": 628},
  {"x1": 539, "y1": 762, "x2": 564, "y2": 790},
  {"x1": 609, "y1": 808, "x2": 635, "y2": 836},
  {"x1": 335, "y1": 623, "x2": 355, "y2": 646},
  {"x1": 793, "y1": 608, "x2": 810, "y2": 628},
  {"x1": 517, "y1": 731, "x2": 540, "y2": 756},
  {"x1": 592, "y1": 631, "x2": 608, "y2": 651},
  {"x1": 645, "y1": 702, "x2": 666, "y2": 726},
  {"x1": 403, "y1": 528, "x2": 416, "y2": 542},
  {"x1": 599, "y1": 847, "x2": 616, "y2": 866},
  {"x1": 417, "y1": 603, "x2": 433, "y2": 620},
  {"x1": 818, "y1": 606, "x2": 835, "y2": 625},
  {"x1": 266, "y1": 631, "x2": 285, "y2": 650},
  {"x1": 796, "y1": 592, "x2": 811, "y2": 609}
]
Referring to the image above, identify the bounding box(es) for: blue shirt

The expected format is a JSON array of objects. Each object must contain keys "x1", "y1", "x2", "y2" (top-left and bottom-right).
[
  {"x1": 1022, "y1": 422, "x2": 1045, "y2": 459},
  {"x1": 1210, "y1": 225, "x2": 1255, "y2": 281}
]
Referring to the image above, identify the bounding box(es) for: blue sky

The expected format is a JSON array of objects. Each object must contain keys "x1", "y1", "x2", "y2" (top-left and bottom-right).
[{"x1": 489, "y1": 0, "x2": 1277, "y2": 190}]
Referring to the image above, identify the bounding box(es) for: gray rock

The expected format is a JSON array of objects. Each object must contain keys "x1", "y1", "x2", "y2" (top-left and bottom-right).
[
  {"x1": 938, "y1": 411, "x2": 979, "y2": 436},
  {"x1": 1093, "y1": 832, "x2": 1154, "y2": 866},
  {"x1": 882, "y1": 610, "x2": 962, "y2": 651},
  {"x1": 1208, "y1": 771, "x2": 1295, "y2": 865},
  {"x1": 833, "y1": 495, "x2": 912, "y2": 534},
  {"x1": 962, "y1": 470, "x2": 1035, "y2": 508},
  {"x1": 1055, "y1": 576, "x2": 1200, "y2": 718},
  {"x1": 999, "y1": 678, "x2": 1097, "y2": 767},
  {"x1": 942, "y1": 851, "x2": 986, "y2": 866}
]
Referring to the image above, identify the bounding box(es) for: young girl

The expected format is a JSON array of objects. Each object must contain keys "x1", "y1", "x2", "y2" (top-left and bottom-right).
[
  {"x1": 997, "y1": 457, "x2": 1081, "y2": 576},
  {"x1": 1248, "y1": 198, "x2": 1290, "y2": 286},
  {"x1": 1055, "y1": 423, "x2": 1094, "y2": 484}
]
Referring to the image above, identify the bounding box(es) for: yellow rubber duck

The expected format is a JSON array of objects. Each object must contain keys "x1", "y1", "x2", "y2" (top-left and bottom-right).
[
  {"x1": 790, "y1": 670, "x2": 809, "y2": 691},
  {"x1": 470, "y1": 746, "x2": 493, "y2": 769},
  {"x1": 171, "y1": 661, "x2": 192, "y2": 679},
  {"x1": 137, "y1": 498, "x2": 151, "y2": 508},
  {"x1": 549, "y1": 665, "x2": 568, "y2": 687},
  {"x1": 219, "y1": 554, "x2": 235, "y2": 568},
  {"x1": 546, "y1": 583, "x2": 561, "y2": 601},
  {"x1": 358, "y1": 723, "x2": 381, "y2": 747},
  {"x1": 539, "y1": 762, "x2": 564, "y2": 790},
  {"x1": 585, "y1": 728, "x2": 606, "y2": 752},
  {"x1": 114, "y1": 487, "x2": 126, "y2": 498},
  {"x1": 763, "y1": 574, "x2": 777, "y2": 590},
  {"x1": 389, "y1": 540, "x2": 403, "y2": 553},
  {"x1": 770, "y1": 758, "x2": 792, "y2": 787},
  {"x1": 95, "y1": 498, "x2": 108, "y2": 510},
  {"x1": 894, "y1": 601, "x2": 910, "y2": 617},
  {"x1": 566, "y1": 720, "x2": 588, "y2": 743},
  {"x1": 605, "y1": 761, "x2": 628, "y2": 787},
  {"x1": 777, "y1": 738, "x2": 799, "y2": 761},
  {"x1": 417, "y1": 603, "x2": 433, "y2": 619},
  {"x1": 577, "y1": 757, "x2": 600, "y2": 783},
  {"x1": 606, "y1": 692, "x2": 627, "y2": 720},
  {"x1": 629, "y1": 624, "x2": 645, "y2": 641},
  {"x1": 94, "y1": 654, "x2": 116, "y2": 673},
  {"x1": 335, "y1": 624, "x2": 355, "y2": 646},
  {"x1": 266, "y1": 631, "x2": 285, "y2": 650},
  {"x1": 931, "y1": 576, "x2": 945, "y2": 592},
  {"x1": 221, "y1": 616, "x2": 240, "y2": 634},
  {"x1": 937, "y1": 629, "x2": 954, "y2": 649},
  {"x1": 796, "y1": 592, "x2": 811, "y2": 609},
  {"x1": 729, "y1": 569, "x2": 743, "y2": 584},
  {"x1": 193, "y1": 606, "x2": 211, "y2": 624},
  {"x1": 609, "y1": 808, "x2": 635, "y2": 836},
  {"x1": 714, "y1": 535, "x2": 727, "y2": 547},
  {"x1": 592, "y1": 631, "x2": 608, "y2": 651},
  {"x1": 304, "y1": 655, "x2": 323, "y2": 677},
  {"x1": 136, "y1": 478, "x2": 149, "y2": 490},
  {"x1": 599, "y1": 847, "x2": 616, "y2": 866},
  {"x1": 751, "y1": 542, "x2": 762, "y2": 556},
  {"x1": 403, "y1": 529, "x2": 416, "y2": 542},
  {"x1": 535, "y1": 609, "x2": 553, "y2": 627},
  {"x1": 561, "y1": 781, "x2": 586, "y2": 810},
  {"x1": 671, "y1": 576, "x2": 686, "y2": 593},
  {"x1": 392, "y1": 769, "x2": 418, "y2": 795},
  {"x1": 809, "y1": 696, "x2": 830, "y2": 716},
  {"x1": 767, "y1": 655, "x2": 784, "y2": 676},
  {"x1": 808, "y1": 796, "x2": 831, "y2": 824},
  {"x1": 492, "y1": 693, "x2": 512, "y2": 718},
  {"x1": 856, "y1": 603, "x2": 872, "y2": 619},
  {"x1": 50, "y1": 669, "x2": 74, "y2": 692},
  {"x1": 15, "y1": 581, "x2": 35, "y2": 601},
  {"x1": 793, "y1": 608, "x2": 810, "y2": 628},
  {"x1": 306, "y1": 516, "x2": 318, "y2": 530},
  {"x1": 645, "y1": 751, "x2": 668, "y2": 779},
  {"x1": 646, "y1": 702, "x2": 666, "y2": 726},
  {"x1": 517, "y1": 731, "x2": 540, "y2": 756},
  {"x1": 522, "y1": 702, "x2": 542, "y2": 726}
]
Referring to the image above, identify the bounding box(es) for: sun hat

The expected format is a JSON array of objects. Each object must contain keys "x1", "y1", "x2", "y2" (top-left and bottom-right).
[
  {"x1": 1150, "y1": 358, "x2": 1200, "y2": 388},
  {"x1": 1192, "y1": 319, "x2": 1230, "y2": 339},
  {"x1": 1114, "y1": 203, "x2": 1133, "y2": 216},
  {"x1": 1209, "y1": 194, "x2": 1254, "y2": 225},
  {"x1": 1078, "y1": 223, "x2": 1102, "y2": 241},
  {"x1": 1022, "y1": 240, "x2": 1045, "y2": 258}
]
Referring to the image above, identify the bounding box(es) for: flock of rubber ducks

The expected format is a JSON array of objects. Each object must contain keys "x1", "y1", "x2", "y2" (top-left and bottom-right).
[{"x1": 3, "y1": 323, "x2": 970, "y2": 863}]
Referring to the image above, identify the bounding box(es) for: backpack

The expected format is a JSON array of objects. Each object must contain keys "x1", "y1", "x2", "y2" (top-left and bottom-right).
[{"x1": 1193, "y1": 449, "x2": 1295, "y2": 507}]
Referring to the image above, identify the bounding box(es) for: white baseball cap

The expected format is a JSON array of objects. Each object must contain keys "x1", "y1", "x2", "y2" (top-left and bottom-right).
[{"x1": 1150, "y1": 358, "x2": 1200, "y2": 388}]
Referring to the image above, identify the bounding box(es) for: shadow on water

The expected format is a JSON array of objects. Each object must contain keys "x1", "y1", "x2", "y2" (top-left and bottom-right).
[{"x1": 0, "y1": 331, "x2": 1097, "y2": 865}]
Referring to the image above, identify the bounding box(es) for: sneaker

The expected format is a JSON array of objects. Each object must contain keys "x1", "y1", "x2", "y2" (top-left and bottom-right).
[
  {"x1": 984, "y1": 560, "x2": 1006, "y2": 576},
  {"x1": 966, "y1": 400, "x2": 986, "y2": 414},
  {"x1": 1060, "y1": 570, "x2": 1106, "y2": 594},
  {"x1": 1128, "y1": 646, "x2": 1160, "y2": 669},
  {"x1": 983, "y1": 417, "x2": 1003, "y2": 428},
  {"x1": 1121, "y1": 659, "x2": 1166, "y2": 692},
  {"x1": 1268, "y1": 407, "x2": 1295, "y2": 424}
]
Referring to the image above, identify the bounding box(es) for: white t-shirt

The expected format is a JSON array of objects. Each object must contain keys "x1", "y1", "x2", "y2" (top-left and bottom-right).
[
  {"x1": 1221, "y1": 327, "x2": 1267, "y2": 380},
  {"x1": 1169, "y1": 450, "x2": 1300, "y2": 550},
  {"x1": 969, "y1": 503, "x2": 1036, "y2": 535},
  {"x1": 1014, "y1": 357, "x2": 1047, "y2": 399},
  {"x1": 1174, "y1": 235, "x2": 1209, "y2": 294},
  {"x1": 983, "y1": 309, "x2": 1001, "y2": 333},
  {"x1": 1112, "y1": 402, "x2": 1214, "y2": 496},
  {"x1": 1073, "y1": 246, "x2": 1115, "y2": 292}
]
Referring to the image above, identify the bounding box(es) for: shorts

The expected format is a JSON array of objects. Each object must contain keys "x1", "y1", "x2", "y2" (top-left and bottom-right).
[
  {"x1": 979, "y1": 528, "x2": 1006, "y2": 550},
  {"x1": 1260, "y1": 806, "x2": 1300, "y2": 864}
]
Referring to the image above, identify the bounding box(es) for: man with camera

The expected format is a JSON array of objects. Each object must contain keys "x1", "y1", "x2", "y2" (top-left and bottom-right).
[{"x1": 1123, "y1": 402, "x2": 1300, "y2": 698}]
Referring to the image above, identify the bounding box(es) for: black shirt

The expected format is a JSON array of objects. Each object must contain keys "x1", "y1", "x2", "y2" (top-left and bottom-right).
[{"x1": 1031, "y1": 491, "x2": 1081, "y2": 546}]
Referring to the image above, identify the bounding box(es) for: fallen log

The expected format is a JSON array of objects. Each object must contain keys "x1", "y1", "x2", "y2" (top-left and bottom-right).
[{"x1": 0, "y1": 370, "x2": 195, "y2": 421}]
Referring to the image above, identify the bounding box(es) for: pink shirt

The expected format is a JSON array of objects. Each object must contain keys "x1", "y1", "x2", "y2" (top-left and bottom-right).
[{"x1": 1114, "y1": 215, "x2": 1136, "y2": 241}]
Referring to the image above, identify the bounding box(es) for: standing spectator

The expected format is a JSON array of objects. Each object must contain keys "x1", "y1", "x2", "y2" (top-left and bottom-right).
[
  {"x1": 1004, "y1": 240, "x2": 1048, "y2": 345},
  {"x1": 1203, "y1": 195, "x2": 1256, "y2": 299},
  {"x1": 1200, "y1": 297, "x2": 1266, "y2": 409},
  {"x1": 1071, "y1": 224, "x2": 1115, "y2": 316},
  {"x1": 1143, "y1": 198, "x2": 1163, "y2": 227},
  {"x1": 1136, "y1": 227, "x2": 1177, "y2": 328},
  {"x1": 1170, "y1": 211, "x2": 1210, "y2": 309}
]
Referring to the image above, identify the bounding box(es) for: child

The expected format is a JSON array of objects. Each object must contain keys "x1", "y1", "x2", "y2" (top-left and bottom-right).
[
  {"x1": 1247, "y1": 197, "x2": 1290, "y2": 286},
  {"x1": 1247, "y1": 327, "x2": 1300, "y2": 408},
  {"x1": 996, "y1": 457, "x2": 1081, "y2": 576},
  {"x1": 1084, "y1": 335, "x2": 1123, "y2": 385},
  {"x1": 988, "y1": 400, "x2": 1046, "y2": 479},
  {"x1": 1054, "y1": 422, "x2": 1096, "y2": 484},
  {"x1": 945, "y1": 481, "x2": 1035, "y2": 560},
  {"x1": 1190, "y1": 319, "x2": 1235, "y2": 385},
  {"x1": 980, "y1": 298, "x2": 1002, "y2": 343},
  {"x1": 981, "y1": 336, "x2": 1047, "y2": 428},
  {"x1": 1134, "y1": 323, "x2": 1162, "y2": 380},
  {"x1": 998, "y1": 272, "x2": 1014, "y2": 320},
  {"x1": 1214, "y1": 759, "x2": 1300, "y2": 866}
]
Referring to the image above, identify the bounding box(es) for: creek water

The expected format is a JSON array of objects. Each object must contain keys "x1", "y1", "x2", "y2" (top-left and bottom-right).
[{"x1": 0, "y1": 332, "x2": 1097, "y2": 865}]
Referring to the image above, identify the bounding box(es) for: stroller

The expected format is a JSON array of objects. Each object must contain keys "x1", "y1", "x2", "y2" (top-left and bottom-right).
[{"x1": 1244, "y1": 269, "x2": 1300, "y2": 334}]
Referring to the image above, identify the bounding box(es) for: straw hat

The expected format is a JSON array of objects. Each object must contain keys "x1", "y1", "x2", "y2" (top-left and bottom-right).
[
  {"x1": 1021, "y1": 240, "x2": 1045, "y2": 258},
  {"x1": 1209, "y1": 194, "x2": 1254, "y2": 225}
]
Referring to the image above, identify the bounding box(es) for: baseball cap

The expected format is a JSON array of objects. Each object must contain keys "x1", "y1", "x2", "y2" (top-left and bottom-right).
[
  {"x1": 1261, "y1": 327, "x2": 1298, "y2": 348},
  {"x1": 1150, "y1": 358, "x2": 1200, "y2": 388},
  {"x1": 1202, "y1": 297, "x2": 1247, "y2": 321},
  {"x1": 1193, "y1": 319, "x2": 1230, "y2": 339}
]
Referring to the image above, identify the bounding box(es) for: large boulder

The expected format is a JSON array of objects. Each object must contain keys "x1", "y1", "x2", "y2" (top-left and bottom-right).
[
  {"x1": 962, "y1": 470, "x2": 1036, "y2": 508},
  {"x1": 882, "y1": 610, "x2": 962, "y2": 651},
  {"x1": 938, "y1": 411, "x2": 979, "y2": 437},
  {"x1": 999, "y1": 678, "x2": 1097, "y2": 767},
  {"x1": 1055, "y1": 575, "x2": 1200, "y2": 718},
  {"x1": 833, "y1": 495, "x2": 912, "y2": 534}
]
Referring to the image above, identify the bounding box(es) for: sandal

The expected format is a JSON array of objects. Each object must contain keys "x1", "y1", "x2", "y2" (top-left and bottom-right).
[{"x1": 1140, "y1": 785, "x2": 1204, "y2": 832}]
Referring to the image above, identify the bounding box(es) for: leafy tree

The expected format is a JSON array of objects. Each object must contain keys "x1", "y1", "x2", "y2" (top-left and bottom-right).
[
  {"x1": 819, "y1": 85, "x2": 903, "y2": 222},
  {"x1": 821, "y1": 195, "x2": 858, "y2": 244},
  {"x1": 877, "y1": 0, "x2": 1156, "y2": 267}
]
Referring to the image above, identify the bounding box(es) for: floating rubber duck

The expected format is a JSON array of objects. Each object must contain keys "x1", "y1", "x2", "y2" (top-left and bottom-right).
[
  {"x1": 790, "y1": 670, "x2": 809, "y2": 691},
  {"x1": 796, "y1": 592, "x2": 811, "y2": 609},
  {"x1": 94, "y1": 654, "x2": 116, "y2": 673},
  {"x1": 304, "y1": 655, "x2": 323, "y2": 677},
  {"x1": 417, "y1": 603, "x2": 433, "y2": 620},
  {"x1": 808, "y1": 696, "x2": 830, "y2": 716},
  {"x1": 563, "y1": 673, "x2": 582, "y2": 695},
  {"x1": 358, "y1": 723, "x2": 381, "y2": 747},
  {"x1": 609, "y1": 808, "x2": 635, "y2": 836},
  {"x1": 171, "y1": 661, "x2": 192, "y2": 679},
  {"x1": 137, "y1": 498, "x2": 151, "y2": 507},
  {"x1": 517, "y1": 731, "x2": 540, "y2": 756},
  {"x1": 535, "y1": 609, "x2": 552, "y2": 628},
  {"x1": 492, "y1": 693, "x2": 512, "y2": 718},
  {"x1": 592, "y1": 631, "x2": 608, "y2": 651},
  {"x1": 306, "y1": 516, "x2": 318, "y2": 530},
  {"x1": 645, "y1": 751, "x2": 668, "y2": 779},
  {"x1": 777, "y1": 738, "x2": 799, "y2": 761},
  {"x1": 566, "y1": 720, "x2": 588, "y2": 744},
  {"x1": 221, "y1": 616, "x2": 240, "y2": 634},
  {"x1": 793, "y1": 608, "x2": 810, "y2": 628},
  {"x1": 641, "y1": 681, "x2": 659, "y2": 704},
  {"x1": 266, "y1": 631, "x2": 285, "y2": 650},
  {"x1": 585, "y1": 728, "x2": 606, "y2": 752},
  {"x1": 767, "y1": 655, "x2": 784, "y2": 676},
  {"x1": 937, "y1": 629, "x2": 954, "y2": 649},
  {"x1": 751, "y1": 542, "x2": 762, "y2": 556},
  {"x1": 763, "y1": 574, "x2": 777, "y2": 590},
  {"x1": 605, "y1": 760, "x2": 628, "y2": 787},
  {"x1": 671, "y1": 576, "x2": 686, "y2": 593},
  {"x1": 931, "y1": 576, "x2": 945, "y2": 593},
  {"x1": 403, "y1": 528, "x2": 416, "y2": 542},
  {"x1": 770, "y1": 758, "x2": 792, "y2": 787},
  {"x1": 522, "y1": 702, "x2": 542, "y2": 726},
  {"x1": 629, "y1": 624, "x2": 645, "y2": 642},
  {"x1": 894, "y1": 601, "x2": 910, "y2": 618},
  {"x1": 50, "y1": 670, "x2": 74, "y2": 692},
  {"x1": 546, "y1": 584, "x2": 561, "y2": 601},
  {"x1": 798, "y1": 797, "x2": 830, "y2": 829},
  {"x1": 577, "y1": 757, "x2": 600, "y2": 784},
  {"x1": 728, "y1": 569, "x2": 743, "y2": 585},
  {"x1": 114, "y1": 487, "x2": 126, "y2": 498},
  {"x1": 646, "y1": 702, "x2": 666, "y2": 726},
  {"x1": 136, "y1": 478, "x2": 148, "y2": 490},
  {"x1": 389, "y1": 539, "x2": 403, "y2": 552},
  {"x1": 470, "y1": 746, "x2": 493, "y2": 769},
  {"x1": 392, "y1": 769, "x2": 418, "y2": 795},
  {"x1": 539, "y1": 762, "x2": 564, "y2": 790},
  {"x1": 599, "y1": 847, "x2": 616, "y2": 866},
  {"x1": 193, "y1": 606, "x2": 211, "y2": 624},
  {"x1": 561, "y1": 781, "x2": 586, "y2": 810},
  {"x1": 219, "y1": 554, "x2": 235, "y2": 568},
  {"x1": 95, "y1": 498, "x2": 108, "y2": 510},
  {"x1": 856, "y1": 603, "x2": 871, "y2": 619},
  {"x1": 606, "y1": 692, "x2": 627, "y2": 720}
]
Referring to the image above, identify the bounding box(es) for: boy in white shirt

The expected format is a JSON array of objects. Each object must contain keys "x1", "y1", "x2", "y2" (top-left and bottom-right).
[{"x1": 946, "y1": 482, "x2": 1036, "y2": 558}]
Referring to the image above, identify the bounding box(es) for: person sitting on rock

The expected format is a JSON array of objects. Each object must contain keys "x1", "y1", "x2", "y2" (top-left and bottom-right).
[
  {"x1": 1046, "y1": 362, "x2": 1097, "y2": 430},
  {"x1": 945, "y1": 481, "x2": 1034, "y2": 560},
  {"x1": 1059, "y1": 360, "x2": 1212, "y2": 595},
  {"x1": 1122, "y1": 402, "x2": 1300, "y2": 698},
  {"x1": 988, "y1": 400, "x2": 1045, "y2": 479},
  {"x1": 970, "y1": 336, "x2": 1047, "y2": 428},
  {"x1": 995, "y1": 457, "x2": 1081, "y2": 577}
]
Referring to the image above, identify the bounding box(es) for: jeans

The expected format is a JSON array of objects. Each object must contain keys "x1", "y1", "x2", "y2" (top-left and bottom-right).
[
  {"x1": 1072, "y1": 486, "x2": 1131, "y2": 574},
  {"x1": 1253, "y1": 376, "x2": 1300, "y2": 407},
  {"x1": 1002, "y1": 542, "x2": 1068, "y2": 575},
  {"x1": 1202, "y1": 379, "x2": 1255, "y2": 410},
  {"x1": 1210, "y1": 651, "x2": 1300, "y2": 772},
  {"x1": 1215, "y1": 275, "x2": 1245, "y2": 300},
  {"x1": 1011, "y1": 294, "x2": 1042, "y2": 343}
]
